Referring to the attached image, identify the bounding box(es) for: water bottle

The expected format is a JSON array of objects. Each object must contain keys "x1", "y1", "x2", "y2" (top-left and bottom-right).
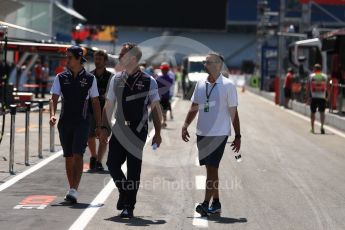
[
  {"x1": 235, "y1": 152, "x2": 242, "y2": 162},
  {"x1": 152, "y1": 143, "x2": 158, "y2": 150}
]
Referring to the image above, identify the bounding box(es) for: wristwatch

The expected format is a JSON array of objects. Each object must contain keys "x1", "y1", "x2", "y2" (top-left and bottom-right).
[{"x1": 235, "y1": 134, "x2": 242, "y2": 139}]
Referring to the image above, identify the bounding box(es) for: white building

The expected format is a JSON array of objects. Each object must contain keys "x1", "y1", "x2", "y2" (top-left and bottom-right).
[{"x1": 1, "y1": 0, "x2": 86, "y2": 41}]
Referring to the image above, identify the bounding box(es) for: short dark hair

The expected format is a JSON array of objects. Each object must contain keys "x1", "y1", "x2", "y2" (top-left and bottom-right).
[
  {"x1": 121, "y1": 42, "x2": 142, "y2": 62},
  {"x1": 94, "y1": 50, "x2": 108, "y2": 61},
  {"x1": 287, "y1": 67, "x2": 294, "y2": 73},
  {"x1": 208, "y1": 52, "x2": 224, "y2": 63}
]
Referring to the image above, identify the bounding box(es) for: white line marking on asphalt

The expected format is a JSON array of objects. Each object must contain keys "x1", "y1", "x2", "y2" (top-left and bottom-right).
[
  {"x1": 194, "y1": 144, "x2": 199, "y2": 166},
  {"x1": 195, "y1": 175, "x2": 206, "y2": 190},
  {"x1": 69, "y1": 98, "x2": 180, "y2": 229},
  {"x1": 0, "y1": 150, "x2": 63, "y2": 192},
  {"x1": 247, "y1": 91, "x2": 345, "y2": 139},
  {"x1": 195, "y1": 156, "x2": 199, "y2": 166},
  {"x1": 171, "y1": 98, "x2": 178, "y2": 110},
  {"x1": 68, "y1": 164, "x2": 127, "y2": 230},
  {"x1": 192, "y1": 203, "x2": 208, "y2": 228}
]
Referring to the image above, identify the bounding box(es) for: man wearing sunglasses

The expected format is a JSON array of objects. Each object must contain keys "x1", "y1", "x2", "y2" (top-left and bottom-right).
[
  {"x1": 182, "y1": 52, "x2": 241, "y2": 216},
  {"x1": 100, "y1": 42, "x2": 162, "y2": 218},
  {"x1": 49, "y1": 46, "x2": 102, "y2": 204}
]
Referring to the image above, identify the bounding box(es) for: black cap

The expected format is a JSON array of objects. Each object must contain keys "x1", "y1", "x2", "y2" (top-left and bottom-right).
[{"x1": 67, "y1": 46, "x2": 87, "y2": 63}]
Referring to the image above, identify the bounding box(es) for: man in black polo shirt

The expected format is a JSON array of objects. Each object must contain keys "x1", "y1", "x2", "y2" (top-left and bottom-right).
[
  {"x1": 100, "y1": 42, "x2": 162, "y2": 218},
  {"x1": 49, "y1": 46, "x2": 102, "y2": 204},
  {"x1": 88, "y1": 50, "x2": 113, "y2": 171}
]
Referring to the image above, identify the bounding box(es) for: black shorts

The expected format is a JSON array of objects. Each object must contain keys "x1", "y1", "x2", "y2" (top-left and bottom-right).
[
  {"x1": 310, "y1": 98, "x2": 326, "y2": 113},
  {"x1": 196, "y1": 135, "x2": 228, "y2": 168},
  {"x1": 58, "y1": 120, "x2": 89, "y2": 157},
  {"x1": 160, "y1": 99, "x2": 171, "y2": 111},
  {"x1": 284, "y1": 88, "x2": 292, "y2": 98}
]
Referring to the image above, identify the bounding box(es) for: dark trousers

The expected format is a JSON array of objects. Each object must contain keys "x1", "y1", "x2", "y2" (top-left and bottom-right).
[
  {"x1": 106, "y1": 123, "x2": 148, "y2": 209},
  {"x1": 35, "y1": 79, "x2": 41, "y2": 98},
  {"x1": 41, "y1": 81, "x2": 47, "y2": 98}
]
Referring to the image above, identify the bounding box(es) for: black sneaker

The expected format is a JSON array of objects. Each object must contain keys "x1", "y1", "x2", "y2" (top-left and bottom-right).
[
  {"x1": 89, "y1": 157, "x2": 97, "y2": 170},
  {"x1": 96, "y1": 161, "x2": 104, "y2": 171},
  {"x1": 321, "y1": 127, "x2": 325, "y2": 134},
  {"x1": 120, "y1": 208, "x2": 133, "y2": 219},
  {"x1": 208, "y1": 201, "x2": 221, "y2": 214},
  {"x1": 117, "y1": 191, "x2": 127, "y2": 210},
  {"x1": 196, "y1": 203, "x2": 209, "y2": 217}
]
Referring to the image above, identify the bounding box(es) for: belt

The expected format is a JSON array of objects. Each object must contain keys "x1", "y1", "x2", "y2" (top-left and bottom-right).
[
  {"x1": 119, "y1": 120, "x2": 142, "y2": 126},
  {"x1": 125, "y1": 121, "x2": 132, "y2": 126}
]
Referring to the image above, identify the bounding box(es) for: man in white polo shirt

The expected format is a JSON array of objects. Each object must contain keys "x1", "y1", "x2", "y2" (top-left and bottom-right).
[{"x1": 182, "y1": 52, "x2": 241, "y2": 217}]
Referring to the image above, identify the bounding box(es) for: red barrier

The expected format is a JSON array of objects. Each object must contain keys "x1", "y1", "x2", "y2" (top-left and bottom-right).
[{"x1": 330, "y1": 78, "x2": 339, "y2": 110}]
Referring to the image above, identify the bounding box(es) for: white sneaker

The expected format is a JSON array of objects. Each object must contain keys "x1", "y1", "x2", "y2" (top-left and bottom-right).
[{"x1": 64, "y1": 188, "x2": 78, "y2": 203}]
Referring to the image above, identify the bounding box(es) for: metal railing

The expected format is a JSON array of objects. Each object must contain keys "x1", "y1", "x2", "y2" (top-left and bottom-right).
[{"x1": 7, "y1": 100, "x2": 55, "y2": 174}]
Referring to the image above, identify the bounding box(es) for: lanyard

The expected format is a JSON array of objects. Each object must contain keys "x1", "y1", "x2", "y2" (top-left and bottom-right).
[
  {"x1": 123, "y1": 71, "x2": 141, "y2": 91},
  {"x1": 206, "y1": 83, "x2": 216, "y2": 102}
]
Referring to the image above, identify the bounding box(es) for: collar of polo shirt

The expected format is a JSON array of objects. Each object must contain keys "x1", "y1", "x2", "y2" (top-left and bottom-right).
[
  {"x1": 205, "y1": 74, "x2": 223, "y2": 84},
  {"x1": 67, "y1": 68, "x2": 85, "y2": 76}
]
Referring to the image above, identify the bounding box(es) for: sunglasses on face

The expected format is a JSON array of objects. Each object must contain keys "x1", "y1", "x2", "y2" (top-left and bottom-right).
[{"x1": 203, "y1": 60, "x2": 221, "y2": 65}]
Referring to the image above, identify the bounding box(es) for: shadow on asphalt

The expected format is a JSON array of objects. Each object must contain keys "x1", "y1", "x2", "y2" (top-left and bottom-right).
[
  {"x1": 105, "y1": 216, "x2": 167, "y2": 226},
  {"x1": 84, "y1": 169, "x2": 110, "y2": 174},
  {"x1": 51, "y1": 202, "x2": 95, "y2": 209},
  {"x1": 187, "y1": 214, "x2": 248, "y2": 224},
  {"x1": 312, "y1": 132, "x2": 335, "y2": 136}
]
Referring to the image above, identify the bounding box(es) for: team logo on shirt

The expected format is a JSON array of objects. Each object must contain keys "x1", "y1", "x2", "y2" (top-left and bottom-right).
[
  {"x1": 136, "y1": 81, "x2": 145, "y2": 90},
  {"x1": 80, "y1": 78, "x2": 88, "y2": 87},
  {"x1": 63, "y1": 77, "x2": 71, "y2": 85}
]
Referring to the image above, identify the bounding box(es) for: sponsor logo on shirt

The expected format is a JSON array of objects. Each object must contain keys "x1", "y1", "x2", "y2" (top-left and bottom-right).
[
  {"x1": 136, "y1": 81, "x2": 145, "y2": 90},
  {"x1": 80, "y1": 78, "x2": 88, "y2": 87},
  {"x1": 63, "y1": 77, "x2": 71, "y2": 85}
]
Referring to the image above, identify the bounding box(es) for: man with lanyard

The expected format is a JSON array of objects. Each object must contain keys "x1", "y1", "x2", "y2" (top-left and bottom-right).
[
  {"x1": 307, "y1": 63, "x2": 328, "y2": 134},
  {"x1": 49, "y1": 46, "x2": 102, "y2": 204},
  {"x1": 88, "y1": 50, "x2": 113, "y2": 171},
  {"x1": 182, "y1": 52, "x2": 241, "y2": 216},
  {"x1": 100, "y1": 42, "x2": 162, "y2": 218}
]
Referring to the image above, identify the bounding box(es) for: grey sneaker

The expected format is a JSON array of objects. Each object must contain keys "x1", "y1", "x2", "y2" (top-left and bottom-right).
[{"x1": 64, "y1": 188, "x2": 78, "y2": 204}]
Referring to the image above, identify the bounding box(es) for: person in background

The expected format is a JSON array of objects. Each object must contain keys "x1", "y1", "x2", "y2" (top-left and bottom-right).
[
  {"x1": 34, "y1": 60, "x2": 42, "y2": 98},
  {"x1": 161, "y1": 62, "x2": 175, "y2": 120},
  {"x1": 41, "y1": 62, "x2": 50, "y2": 98},
  {"x1": 307, "y1": 64, "x2": 328, "y2": 134},
  {"x1": 156, "y1": 64, "x2": 173, "y2": 128},
  {"x1": 88, "y1": 50, "x2": 113, "y2": 171},
  {"x1": 175, "y1": 66, "x2": 183, "y2": 97},
  {"x1": 283, "y1": 67, "x2": 295, "y2": 109}
]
